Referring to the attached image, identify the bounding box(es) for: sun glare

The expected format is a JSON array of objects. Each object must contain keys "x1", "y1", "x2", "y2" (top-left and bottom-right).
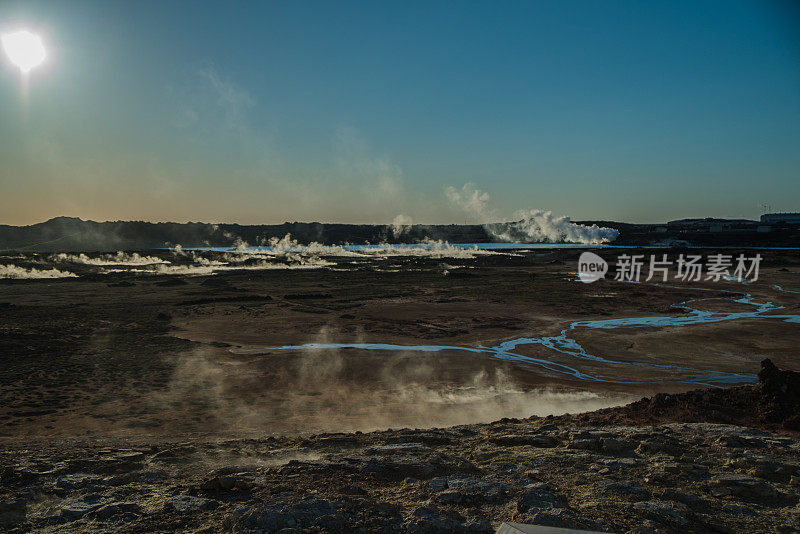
[{"x1": 2, "y1": 30, "x2": 46, "y2": 74}]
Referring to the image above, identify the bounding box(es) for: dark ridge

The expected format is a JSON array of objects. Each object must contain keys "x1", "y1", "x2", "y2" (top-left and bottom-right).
[
  {"x1": 577, "y1": 359, "x2": 800, "y2": 434},
  {"x1": 1, "y1": 216, "x2": 798, "y2": 252}
]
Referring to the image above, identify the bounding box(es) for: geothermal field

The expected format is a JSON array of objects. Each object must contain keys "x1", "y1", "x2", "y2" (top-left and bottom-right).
[
  {"x1": 1, "y1": 241, "x2": 799, "y2": 532},
  {"x1": 2, "y1": 3, "x2": 799, "y2": 531}
]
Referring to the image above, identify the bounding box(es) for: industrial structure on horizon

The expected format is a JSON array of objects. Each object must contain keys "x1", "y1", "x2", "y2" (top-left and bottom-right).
[{"x1": 760, "y1": 212, "x2": 800, "y2": 224}]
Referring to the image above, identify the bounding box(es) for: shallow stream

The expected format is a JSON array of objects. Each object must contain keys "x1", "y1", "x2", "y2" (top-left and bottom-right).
[{"x1": 236, "y1": 286, "x2": 799, "y2": 387}]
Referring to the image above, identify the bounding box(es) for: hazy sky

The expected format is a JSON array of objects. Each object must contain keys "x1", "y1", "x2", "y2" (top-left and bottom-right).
[{"x1": 1, "y1": 0, "x2": 798, "y2": 225}]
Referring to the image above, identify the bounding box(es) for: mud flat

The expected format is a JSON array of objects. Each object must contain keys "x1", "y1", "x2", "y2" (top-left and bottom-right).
[
  {"x1": 1, "y1": 247, "x2": 798, "y2": 437},
  {"x1": 1, "y1": 248, "x2": 799, "y2": 531}
]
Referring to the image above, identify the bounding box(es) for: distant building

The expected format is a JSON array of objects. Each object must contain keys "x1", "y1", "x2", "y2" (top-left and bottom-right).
[
  {"x1": 667, "y1": 218, "x2": 714, "y2": 226},
  {"x1": 760, "y1": 213, "x2": 800, "y2": 224},
  {"x1": 667, "y1": 217, "x2": 754, "y2": 227}
]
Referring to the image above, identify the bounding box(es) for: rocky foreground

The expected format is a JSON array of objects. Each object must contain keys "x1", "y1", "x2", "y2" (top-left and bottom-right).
[{"x1": 2, "y1": 361, "x2": 799, "y2": 534}]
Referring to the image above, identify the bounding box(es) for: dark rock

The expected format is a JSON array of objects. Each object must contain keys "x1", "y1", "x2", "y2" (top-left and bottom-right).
[
  {"x1": 60, "y1": 497, "x2": 108, "y2": 520},
  {"x1": 758, "y1": 359, "x2": 800, "y2": 429},
  {"x1": 488, "y1": 434, "x2": 558, "y2": 448},
  {"x1": 57, "y1": 473, "x2": 104, "y2": 489},
  {"x1": 632, "y1": 500, "x2": 690, "y2": 526},
  {"x1": 428, "y1": 477, "x2": 448, "y2": 491},
  {"x1": 230, "y1": 497, "x2": 336, "y2": 532},
  {"x1": 516, "y1": 482, "x2": 568, "y2": 514},
  {"x1": 568, "y1": 437, "x2": 601, "y2": 451},
  {"x1": 598, "y1": 480, "x2": 649, "y2": 497},
  {"x1": 601, "y1": 437, "x2": 633, "y2": 453},
  {"x1": 164, "y1": 495, "x2": 218, "y2": 513},
  {"x1": 201, "y1": 475, "x2": 244, "y2": 491},
  {"x1": 405, "y1": 506, "x2": 491, "y2": 533},
  {"x1": 636, "y1": 435, "x2": 681, "y2": 455},
  {"x1": 90, "y1": 501, "x2": 142, "y2": 520},
  {"x1": 706, "y1": 474, "x2": 784, "y2": 501},
  {"x1": 519, "y1": 507, "x2": 603, "y2": 531},
  {"x1": 0, "y1": 498, "x2": 27, "y2": 526}
]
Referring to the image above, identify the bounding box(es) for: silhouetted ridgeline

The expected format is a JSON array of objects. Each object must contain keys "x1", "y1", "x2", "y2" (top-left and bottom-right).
[
  {"x1": 0, "y1": 217, "x2": 493, "y2": 252},
  {"x1": 0, "y1": 217, "x2": 797, "y2": 252}
]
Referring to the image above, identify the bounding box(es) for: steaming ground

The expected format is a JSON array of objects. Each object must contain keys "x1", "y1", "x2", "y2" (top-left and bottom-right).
[
  {"x1": 0, "y1": 212, "x2": 621, "y2": 280},
  {"x1": 444, "y1": 183, "x2": 620, "y2": 243},
  {"x1": 153, "y1": 347, "x2": 626, "y2": 435},
  {"x1": 0, "y1": 202, "x2": 623, "y2": 279},
  {"x1": 0, "y1": 247, "x2": 798, "y2": 439},
  {"x1": 0, "y1": 238, "x2": 508, "y2": 279},
  {"x1": 0, "y1": 263, "x2": 78, "y2": 279}
]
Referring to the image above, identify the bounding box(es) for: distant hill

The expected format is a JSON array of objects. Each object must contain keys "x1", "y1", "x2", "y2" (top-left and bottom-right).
[
  {"x1": 0, "y1": 217, "x2": 495, "y2": 252},
  {"x1": 0, "y1": 217, "x2": 795, "y2": 252}
]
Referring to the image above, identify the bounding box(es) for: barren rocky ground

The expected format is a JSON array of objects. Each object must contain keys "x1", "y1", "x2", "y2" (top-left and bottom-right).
[
  {"x1": 1, "y1": 248, "x2": 799, "y2": 532},
  {"x1": 2, "y1": 362, "x2": 800, "y2": 533}
]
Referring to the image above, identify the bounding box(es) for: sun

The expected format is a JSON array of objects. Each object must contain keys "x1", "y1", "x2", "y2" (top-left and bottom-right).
[{"x1": 2, "y1": 30, "x2": 47, "y2": 74}]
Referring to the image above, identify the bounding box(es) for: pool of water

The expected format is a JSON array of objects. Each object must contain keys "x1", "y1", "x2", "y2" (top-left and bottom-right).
[
  {"x1": 185, "y1": 243, "x2": 800, "y2": 253},
  {"x1": 234, "y1": 288, "x2": 800, "y2": 387}
]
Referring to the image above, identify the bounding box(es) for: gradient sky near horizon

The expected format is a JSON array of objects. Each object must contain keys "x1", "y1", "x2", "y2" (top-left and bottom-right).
[{"x1": 1, "y1": 0, "x2": 799, "y2": 226}]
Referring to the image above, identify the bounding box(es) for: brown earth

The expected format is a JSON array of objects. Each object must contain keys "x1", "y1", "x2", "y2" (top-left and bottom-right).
[
  {"x1": 1, "y1": 248, "x2": 799, "y2": 438},
  {"x1": 1, "y1": 248, "x2": 800, "y2": 532}
]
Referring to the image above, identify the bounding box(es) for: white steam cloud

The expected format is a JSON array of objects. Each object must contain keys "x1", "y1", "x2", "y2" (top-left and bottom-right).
[
  {"x1": 445, "y1": 183, "x2": 492, "y2": 220},
  {"x1": 101, "y1": 257, "x2": 335, "y2": 277},
  {"x1": 33, "y1": 228, "x2": 519, "y2": 280},
  {"x1": 365, "y1": 239, "x2": 495, "y2": 259},
  {"x1": 51, "y1": 252, "x2": 169, "y2": 266},
  {"x1": 0, "y1": 264, "x2": 78, "y2": 279},
  {"x1": 236, "y1": 234, "x2": 497, "y2": 259},
  {"x1": 149, "y1": 339, "x2": 629, "y2": 435},
  {"x1": 445, "y1": 182, "x2": 619, "y2": 244},
  {"x1": 489, "y1": 209, "x2": 620, "y2": 244},
  {"x1": 391, "y1": 214, "x2": 413, "y2": 238}
]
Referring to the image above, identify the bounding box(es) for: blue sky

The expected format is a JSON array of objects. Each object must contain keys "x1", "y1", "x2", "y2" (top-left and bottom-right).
[{"x1": 1, "y1": 0, "x2": 798, "y2": 225}]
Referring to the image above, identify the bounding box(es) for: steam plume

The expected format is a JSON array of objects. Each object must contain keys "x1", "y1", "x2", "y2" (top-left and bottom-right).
[
  {"x1": 445, "y1": 183, "x2": 491, "y2": 219},
  {"x1": 51, "y1": 252, "x2": 169, "y2": 266},
  {"x1": 489, "y1": 209, "x2": 619, "y2": 244},
  {"x1": 0, "y1": 264, "x2": 78, "y2": 279},
  {"x1": 391, "y1": 214, "x2": 413, "y2": 237},
  {"x1": 446, "y1": 183, "x2": 619, "y2": 244}
]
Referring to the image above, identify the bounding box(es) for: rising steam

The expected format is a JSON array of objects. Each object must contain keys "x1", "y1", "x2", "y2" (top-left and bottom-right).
[
  {"x1": 488, "y1": 209, "x2": 619, "y2": 244},
  {"x1": 0, "y1": 264, "x2": 78, "y2": 279},
  {"x1": 231, "y1": 234, "x2": 498, "y2": 259},
  {"x1": 446, "y1": 182, "x2": 619, "y2": 244},
  {"x1": 391, "y1": 214, "x2": 413, "y2": 238},
  {"x1": 51, "y1": 252, "x2": 169, "y2": 266},
  {"x1": 150, "y1": 338, "x2": 628, "y2": 435},
  {"x1": 445, "y1": 183, "x2": 492, "y2": 219}
]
